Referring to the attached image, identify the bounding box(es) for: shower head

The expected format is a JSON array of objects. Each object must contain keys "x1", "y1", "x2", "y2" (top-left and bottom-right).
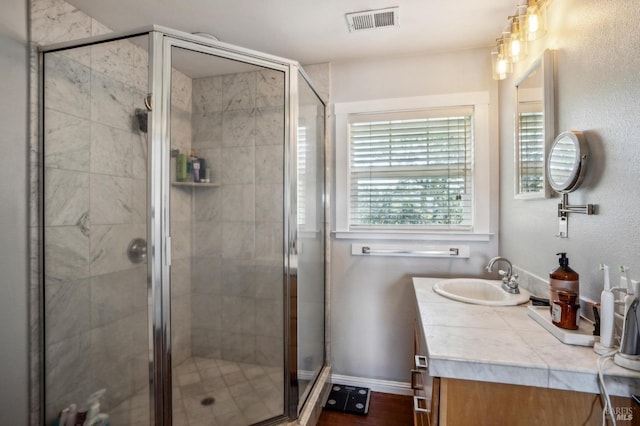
[{"x1": 134, "y1": 108, "x2": 148, "y2": 133}]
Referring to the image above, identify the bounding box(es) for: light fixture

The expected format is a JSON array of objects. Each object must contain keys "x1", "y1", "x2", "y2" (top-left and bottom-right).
[
  {"x1": 508, "y1": 14, "x2": 528, "y2": 63},
  {"x1": 491, "y1": 36, "x2": 512, "y2": 80},
  {"x1": 491, "y1": 0, "x2": 550, "y2": 80},
  {"x1": 525, "y1": 0, "x2": 547, "y2": 41}
]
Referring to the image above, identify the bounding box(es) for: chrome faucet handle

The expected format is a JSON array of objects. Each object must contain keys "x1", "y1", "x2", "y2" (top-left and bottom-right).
[
  {"x1": 504, "y1": 273, "x2": 520, "y2": 293},
  {"x1": 487, "y1": 256, "x2": 519, "y2": 294}
]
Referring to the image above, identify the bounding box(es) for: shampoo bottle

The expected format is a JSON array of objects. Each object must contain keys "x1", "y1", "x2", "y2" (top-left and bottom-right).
[
  {"x1": 65, "y1": 404, "x2": 77, "y2": 426},
  {"x1": 176, "y1": 152, "x2": 188, "y2": 182},
  {"x1": 549, "y1": 252, "x2": 580, "y2": 330},
  {"x1": 58, "y1": 407, "x2": 69, "y2": 426},
  {"x1": 83, "y1": 389, "x2": 106, "y2": 426}
]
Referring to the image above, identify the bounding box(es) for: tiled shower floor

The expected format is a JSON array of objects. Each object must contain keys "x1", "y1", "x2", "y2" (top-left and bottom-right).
[{"x1": 110, "y1": 357, "x2": 284, "y2": 426}]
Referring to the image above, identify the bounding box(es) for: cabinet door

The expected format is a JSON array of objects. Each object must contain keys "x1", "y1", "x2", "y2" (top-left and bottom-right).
[{"x1": 437, "y1": 378, "x2": 627, "y2": 426}]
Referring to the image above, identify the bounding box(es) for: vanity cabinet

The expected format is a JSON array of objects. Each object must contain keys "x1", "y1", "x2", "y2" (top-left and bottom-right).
[
  {"x1": 412, "y1": 277, "x2": 640, "y2": 425},
  {"x1": 413, "y1": 320, "x2": 638, "y2": 425},
  {"x1": 432, "y1": 377, "x2": 638, "y2": 426}
]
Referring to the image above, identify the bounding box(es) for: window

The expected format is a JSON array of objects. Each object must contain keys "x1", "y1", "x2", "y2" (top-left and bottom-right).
[
  {"x1": 349, "y1": 109, "x2": 472, "y2": 230},
  {"x1": 517, "y1": 109, "x2": 544, "y2": 193},
  {"x1": 334, "y1": 92, "x2": 494, "y2": 240}
]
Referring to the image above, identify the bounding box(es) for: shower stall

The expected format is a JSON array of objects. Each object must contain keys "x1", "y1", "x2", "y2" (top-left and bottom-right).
[{"x1": 40, "y1": 26, "x2": 326, "y2": 425}]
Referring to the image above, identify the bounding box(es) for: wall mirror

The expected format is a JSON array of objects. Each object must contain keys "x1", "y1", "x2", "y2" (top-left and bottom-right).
[
  {"x1": 547, "y1": 130, "x2": 589, "y2": 193},
  {"x1": 514, "y1": 49, "x2": 555, "y2": 199}
]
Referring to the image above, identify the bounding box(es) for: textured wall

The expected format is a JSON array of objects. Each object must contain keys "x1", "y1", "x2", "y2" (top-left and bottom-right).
[
  {"x1": 499, "y1": 0, "x2": 640, "y2": 302},
  {"x1": 331, "y1": 48, "x2": 494, "y2": 103}
]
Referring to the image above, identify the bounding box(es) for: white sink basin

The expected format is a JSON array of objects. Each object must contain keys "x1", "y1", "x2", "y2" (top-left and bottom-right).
[{"x1": 432, "y1": 278, "x2": 531, "y2": 306}]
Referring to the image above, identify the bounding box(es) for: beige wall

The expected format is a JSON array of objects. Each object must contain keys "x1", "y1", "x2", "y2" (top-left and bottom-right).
[
  {"x1": 499, "y1": 0, "x2": 640, "y2": 302},
  {"x1": 331, "y1": 48, "x2": 494, "y2": 102},
  {"x1": 328, "y1": 48, "x2": 500, "y2": 385},
  {"x1": 0, "y1": 0, "x2": 29, "y2": 424}
]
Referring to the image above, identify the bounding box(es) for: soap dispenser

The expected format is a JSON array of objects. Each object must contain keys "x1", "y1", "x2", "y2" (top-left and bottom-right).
[{"x1": 549, "y1": 252, "x2": 580, "y2": 330}]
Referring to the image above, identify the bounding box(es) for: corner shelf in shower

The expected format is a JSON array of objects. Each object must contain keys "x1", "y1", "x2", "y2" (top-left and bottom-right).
[{"x1": 171, "y1": 181, "x2": 220, "y2": 188}]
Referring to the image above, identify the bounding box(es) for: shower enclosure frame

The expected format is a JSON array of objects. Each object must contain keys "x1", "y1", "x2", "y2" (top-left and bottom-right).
[{"x1": 39, "y1": 25, "x2": 327, "y2": 425}]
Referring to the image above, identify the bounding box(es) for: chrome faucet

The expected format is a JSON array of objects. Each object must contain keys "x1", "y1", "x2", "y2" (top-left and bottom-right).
[{"x1": 486, "y1": 256, "x2": 520, "y2": 294}]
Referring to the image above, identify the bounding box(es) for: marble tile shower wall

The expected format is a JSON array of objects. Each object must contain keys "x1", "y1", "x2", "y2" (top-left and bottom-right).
[
  {"x1": 42, "y1": 42, "x2": 149, "y2": 422},
  {"x1": 190, "y1": 69, "x2": 285, "y2": 367},
  {"x1": 29, "y1": 0, "x2": 100, "y2": 420},
  {"x1": 31, "y1": 0, "x2": 194, "y2": 422}
]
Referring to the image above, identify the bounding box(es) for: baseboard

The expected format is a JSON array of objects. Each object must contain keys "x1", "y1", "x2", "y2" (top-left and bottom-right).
[
  {"x1": 298, "y1": 369, "x2": 316, "y2": 381},
  {"x1": 330, "y1": 374, "x2": 413, "y2": 396}
]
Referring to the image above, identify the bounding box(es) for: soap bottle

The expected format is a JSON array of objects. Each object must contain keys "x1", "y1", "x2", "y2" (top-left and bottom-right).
[
  {"x1": 549, "y1": 252, "x2": 580, "y2": 329},
  {"x1": 83, "y1": 389, "x2": 107, "y2": 426},
  {"x1": 188, "y1": 149, "x2": 199, "y2": 182},
  {"x1": 176, "y1": 152, "x2": 188, "y2": 182}
]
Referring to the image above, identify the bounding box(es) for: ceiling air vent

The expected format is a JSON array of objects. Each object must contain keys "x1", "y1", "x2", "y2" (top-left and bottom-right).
[{"x1": 345, "y1": 7, "x2": 399, "y2": 33}]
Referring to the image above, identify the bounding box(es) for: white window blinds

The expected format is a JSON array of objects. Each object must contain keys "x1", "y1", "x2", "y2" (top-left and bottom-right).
[
  {"x1": 348, "y1": 108, "x2": 473, "y2": 230},
  {"x1": 518, "y1": 110, "x2": 544, "y2": 193}
]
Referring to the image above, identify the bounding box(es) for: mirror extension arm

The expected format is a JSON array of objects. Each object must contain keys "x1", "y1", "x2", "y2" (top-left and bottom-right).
[{"x1": 556, "y1": 193, "x2": 596, "y2": 238}]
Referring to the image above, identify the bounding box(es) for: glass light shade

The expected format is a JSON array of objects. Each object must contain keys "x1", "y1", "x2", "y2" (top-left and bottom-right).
[
  {"x1": 491, "y1": 40, "x2": 512, "y2": 80},
  {"x1": 525, "y1": 0, "x2": 547, "y2": 41},
  {"x1": 509, "y1": 16, "x2": 528, "y2": 63}
]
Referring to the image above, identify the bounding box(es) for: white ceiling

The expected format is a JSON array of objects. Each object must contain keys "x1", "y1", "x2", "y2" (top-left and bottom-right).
[{"x1": 66, "y1": 0, "x2": 519, "y2": 65}]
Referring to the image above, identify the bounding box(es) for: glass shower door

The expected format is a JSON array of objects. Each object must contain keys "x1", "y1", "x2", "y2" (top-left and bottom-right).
[
  {"x1": 164, "y1": 40, "x2": 288, "y2": 425},
  {"x1": 42, "y1": 34, "x2": 153, "y2": 425},
  {"x1": 294, "y1": 72, "x2": 326, "y2": 411},
  {"x1": 42, "y1": 27, "x2": 326, "y2": 426}
]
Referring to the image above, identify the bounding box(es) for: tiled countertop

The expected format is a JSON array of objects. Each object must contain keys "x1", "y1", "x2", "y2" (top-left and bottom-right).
[{"x1": 413, "y1": 277, "x2": 640, "y2": 397}]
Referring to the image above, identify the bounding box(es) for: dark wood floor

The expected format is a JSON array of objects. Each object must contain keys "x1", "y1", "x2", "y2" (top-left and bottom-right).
[{"x1": 316, "y1": 392, "x2": 414, "y2": 426}]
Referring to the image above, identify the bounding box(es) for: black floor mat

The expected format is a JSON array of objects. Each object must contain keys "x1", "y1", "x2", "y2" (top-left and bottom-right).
[{"x1": 323, "y1": 384, "x2": 370, "y2": 415}]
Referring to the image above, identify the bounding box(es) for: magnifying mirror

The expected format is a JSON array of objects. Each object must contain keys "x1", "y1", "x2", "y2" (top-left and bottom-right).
[{"x1": 547, "y1": 131, "x2": 588, "y2": 193}]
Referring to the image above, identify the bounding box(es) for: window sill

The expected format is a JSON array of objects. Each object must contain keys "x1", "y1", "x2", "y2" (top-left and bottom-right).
[{"x1": 332, "y1": 231, "x2": 494, "y2": 242}]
